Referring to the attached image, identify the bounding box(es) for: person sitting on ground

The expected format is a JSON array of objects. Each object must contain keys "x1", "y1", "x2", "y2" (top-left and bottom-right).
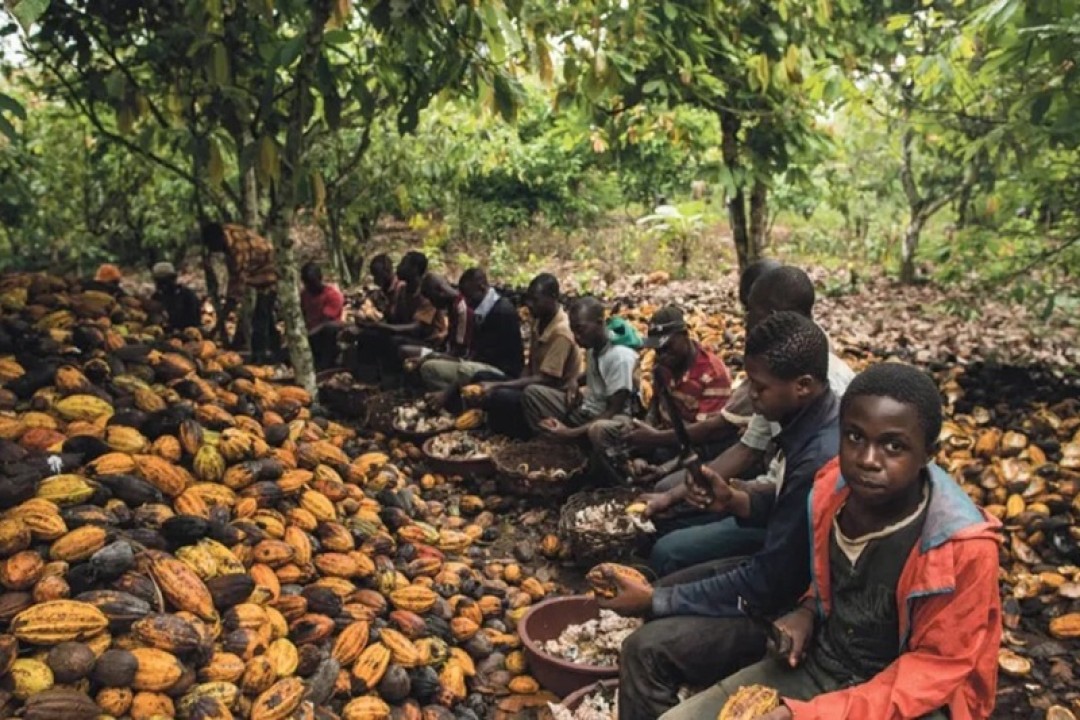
[
  {"x1": 201, "y1": 221, "x2": 279, "y2": 363},
  {"x1": 663, "y1": 363, "x2": 1001, "y2": 720},
  {"x1": 87, "y1": 263, "x2": 127, "y2": 297},
  {"x1": 475, "y1": 273, "x2": 581, "y2": 439},
  {"x1": 597, "y1": 311, "x2": 840, "y2": 720},
  {"x1": 150, "y1": 262, "x2": 201, "y2": 332},
  {"x1": 418, "y1": 268, "x2": 524, "y2": 405},
  {"x1": 628, "y1": 304, "x2": 733, "y2": 476},
  {"x1": 524, "y1": 296, "x2": 638, "y2": 452},
  {"x1": 351, "y1": 251, "x2": 444, "y2": 384},
  {"x1": 642, "y1": 264, "x2": 856, "y2": 577},
  {"x1": 623, "y1": 258, "x2": 781, "y2": 455},
  {"x1": 398, "y1": 272, "x2": 468, "y2": 369},
  {"x1": 367, "y1": 253, "x2": 401, "y2": 317},
  {"x1": 300, "y1": 261, "x2": 345, "y2": 371}
]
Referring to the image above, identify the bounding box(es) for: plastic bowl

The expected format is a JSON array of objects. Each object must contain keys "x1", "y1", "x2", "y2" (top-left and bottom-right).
[{"x1": 518, "y1": 595, "x2": 619, "y2": 698}]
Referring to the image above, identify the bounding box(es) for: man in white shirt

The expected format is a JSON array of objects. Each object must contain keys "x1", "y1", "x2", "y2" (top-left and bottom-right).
[{"x1": 523, "y1": 296, "x2": 638, "y2": 450}]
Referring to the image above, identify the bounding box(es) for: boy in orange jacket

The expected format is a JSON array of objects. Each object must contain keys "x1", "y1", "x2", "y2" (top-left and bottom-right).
[{"x1": 663, "y1": 363, "x2": 1001, "y2": 720}]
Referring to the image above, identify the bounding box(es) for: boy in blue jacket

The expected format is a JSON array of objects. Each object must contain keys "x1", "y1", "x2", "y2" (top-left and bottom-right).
[{"x1": 599, "y1": 311, "x2": 840, "y2": 720}]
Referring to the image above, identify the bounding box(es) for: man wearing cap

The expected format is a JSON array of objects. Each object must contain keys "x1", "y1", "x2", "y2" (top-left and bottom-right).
[
  {"x1": 150, "y1": 262, "x2": 202, "y2": 332},
  {"x1": 641, "y1": 305, "x2": 732, "y2": 434}
]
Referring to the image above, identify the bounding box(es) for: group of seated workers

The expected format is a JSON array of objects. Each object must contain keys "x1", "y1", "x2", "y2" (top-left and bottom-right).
[
  {"x1": 109, "y1": 242, "x2": 1003, "y2": 719},
  {"x1": 342, "y1": 252, "x2": 1003, "y2": 720}
]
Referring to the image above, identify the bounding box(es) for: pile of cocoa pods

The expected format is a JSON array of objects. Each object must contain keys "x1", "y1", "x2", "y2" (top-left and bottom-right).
[{"x1": 0, "y1": 272, "x2": 560, "y2": 720}]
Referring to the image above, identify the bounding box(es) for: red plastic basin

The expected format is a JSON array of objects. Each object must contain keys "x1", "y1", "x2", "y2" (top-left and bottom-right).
[{"x1": 518, "y1": 595, "x2": 620, "y2": 698}]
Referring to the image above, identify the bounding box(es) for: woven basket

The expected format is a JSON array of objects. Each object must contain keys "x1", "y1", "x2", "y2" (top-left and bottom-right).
[
  {"x1": 493, "y1": 440, "x2": 588, "y2": 498},
  {"x1": 558, "y1": 487, "x2": 653, "y2": 568},
  {"x1": 315, "y1": 369, "x2": 377, "y2": 425}
]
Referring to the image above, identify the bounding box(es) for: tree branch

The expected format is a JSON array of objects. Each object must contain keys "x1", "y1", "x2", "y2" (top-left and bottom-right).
[
  {"x1": 899, "y1": 128, "x2": 922, "y2": 209},
  {"x1": 25, "y1": 39, "x2": 242, "y2": 211}
]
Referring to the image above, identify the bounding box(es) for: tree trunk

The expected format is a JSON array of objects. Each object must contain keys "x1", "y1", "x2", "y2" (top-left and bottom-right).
[
  {"x1": 900, "y1": 212, "x2": 925, "y2": 284},
  {"x1": 749, "y1": 179, "x2": 768, "y2": 259},
  {"x1": 326, "y1": 196, "x2": 351, "y2": 285},
  {"x1": 241, "y1": 168, "x2": 260, "y2": 228},
  {"x1": 266, "y1": 0, "x2": 332, "y2": 396},
  {"x1": 719, "y1": 110, "x2": 752, "y2": 272}
]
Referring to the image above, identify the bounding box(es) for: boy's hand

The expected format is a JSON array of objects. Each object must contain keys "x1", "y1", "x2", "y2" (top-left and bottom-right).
[
  {"x1": 594, "y1": 568, "x2": 654, "y2": 616},
  {"x1": 639, "y1": 491, "x2": 674, "y2": 520},
  {"x1": 539, "y1": 417, "x2": 572, "y2": 439},
  {"x1": 684, "y1": 465, "x2": 733, "y2": 511},
  {"x1": 773, "y1": 606, "x2": 816, "y2": 668},
  {"x1": 758, "y1": 707, "x2": 793, "y2": 720}
]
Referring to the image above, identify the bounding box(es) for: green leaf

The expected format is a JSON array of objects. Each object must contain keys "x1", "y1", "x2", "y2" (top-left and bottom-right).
[
  {"x1": 885, "y1": 14, "x2": 910, "y2": 32},
  {"x1": 210, "y1": 43, "x2": 231, "y2": 85},
  {"x1": 0, "y1": 112, "x2": 15, "y2": 142},
  {"x1": 492, "y1": 73, "x2": 517, "y2": 122},
  {"x1": 323, "y1": 29, "x2": 351, "y2": 45},
  {"x1": 208, "y1": 137, "x2": 225, "y2": 188},
  {"x1": 0, "y1": 92, "x2": 26, "y2": 121},
  {"x1": 256, "y1": 135, "x2": 279, "y2": 185},
  {"x1": 278, "y1": 36, "x2": 305, "y2": 68},
  {"x1": 1030, "y1": 92, "x2": 1052, "y2": 124},
  {"x1": 5, "y1": 0, "x2": 50, "y2": 33},
  {"x1": 642, "y1": 79, "x2": 667, "y2": 96},
  {"x1": 663, "y1": 2, "x2": 677, "y2": 20}
]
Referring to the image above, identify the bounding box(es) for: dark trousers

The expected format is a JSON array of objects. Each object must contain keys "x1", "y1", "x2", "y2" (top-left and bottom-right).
[
  {"x1": 618, "y1": 557, "x2": 766, "y2": 720},
  {"x1": 347, "y1": 329, "x2": 413, "y2": 385},
  {"x1": 251, "y1": 290, "x2": 279, "y2": 363},
  {"x1": 308, "y1": 326, "x2": 339, "y2": 371},
  {"x1": 482, "y1": 387, "x2": 533, "y2": 440}
]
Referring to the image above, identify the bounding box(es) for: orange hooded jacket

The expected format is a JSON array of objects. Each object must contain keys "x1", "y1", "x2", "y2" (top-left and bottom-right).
[{"x1": 786, "y1": 458, "x2": 1002, "y2": 720}]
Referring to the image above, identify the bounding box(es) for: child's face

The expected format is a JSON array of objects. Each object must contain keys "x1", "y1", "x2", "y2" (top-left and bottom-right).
[
  {"x1": 744, "y1": 355, "x2": 807, "y2": 423},
  {"x1": 840, "y1": 395, "x2": 932, "y2": 508}
]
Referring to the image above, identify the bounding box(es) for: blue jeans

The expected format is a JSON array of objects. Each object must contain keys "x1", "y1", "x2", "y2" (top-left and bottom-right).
[{"x1": 650, "y1": 516, "x2": 766, "y2": 578}]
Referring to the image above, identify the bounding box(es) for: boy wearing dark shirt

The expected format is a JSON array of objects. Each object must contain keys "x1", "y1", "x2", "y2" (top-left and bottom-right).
[
  {"x1": 597, "y1": 312, "x2": 839, "y2": 720},
  {"x1": 666, "y1": 363, "x2": 1001, "y2": 720}
]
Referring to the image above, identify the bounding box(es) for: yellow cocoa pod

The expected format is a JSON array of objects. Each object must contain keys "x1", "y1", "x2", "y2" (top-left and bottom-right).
[
  {"x1": 388, "y1": 585, "x2": 437, "y2": 613},
  {"x1": 250, "y1": 677, "x2": 305, "y2": 720},
  {"x1": 130, "y1": 647, "x2": 184, "y2": 692},
  {"x1": 54, "y1": 394, "x2": 113, "y2": 422},
  {"x1": 341, "y1": 695, "x2": 391, "y2": 720},
  {"x1": 10, "y1": 657, "x2": 54, "y2": 699},
  {"x1": 11, "y1": 599, "x2": 108, "y2": 644},
  {"x1": 717, "y1": 684, "x2": 781, "y2": 720},
  {"x1": 453, "y1": 409, "x2": 483, "y2": 431},
  {"x1": 265, "y1": 638, "x2": 299, "y2": 678},
  {"x1": 35, "y1": 474, "x2": 95, "y2": 505},
  {"x1": 351, "y1": 642, "x2": 391, "y2": 692},
  {"x1": 49, "y1": 525, "x2": 107, "y2": 562}
]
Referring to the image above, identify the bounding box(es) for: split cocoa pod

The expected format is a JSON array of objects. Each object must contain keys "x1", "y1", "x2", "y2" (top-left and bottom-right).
[
  {"x1": 717, "y1": 684, "x2": 781, "y2": 720},
  {"x1": 585, "y1": 563, "x2": 649, "y2": 599}
]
